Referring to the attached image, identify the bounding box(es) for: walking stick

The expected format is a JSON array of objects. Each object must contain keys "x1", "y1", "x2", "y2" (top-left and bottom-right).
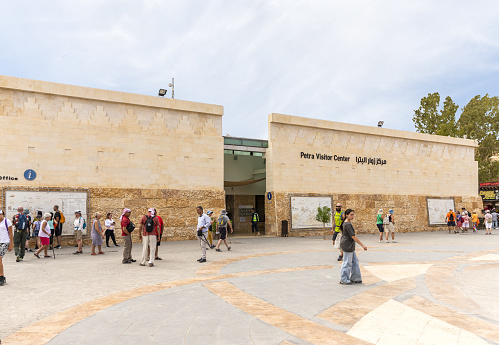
[{"x1": 51, "y1": 232, "x2": 55, "y2": 259}]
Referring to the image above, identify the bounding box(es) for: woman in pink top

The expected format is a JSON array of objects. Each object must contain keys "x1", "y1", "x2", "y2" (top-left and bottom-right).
[
  {"x1": 461, "y1": 212, "x2": 469, "y2": 233},
  {"x1": 34, "y1": 213, "x2": 52, "y2": 258}
]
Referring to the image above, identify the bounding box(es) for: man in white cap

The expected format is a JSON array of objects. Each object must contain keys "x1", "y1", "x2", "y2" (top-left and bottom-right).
[
  {"x1": 196, "y1": 206, "x2": 212, "y2": 263},
  {"x1": 0, "y1": 209, "x2": 14, "y2": 286},
  {"x1": 139, "y1": 208, "x2": 160, "y2": 267},
  {"x1": 73, "y1": 210, "x2": 85, "y2": 254}
]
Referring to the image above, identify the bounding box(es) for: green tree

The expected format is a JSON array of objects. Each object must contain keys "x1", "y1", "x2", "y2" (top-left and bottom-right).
[
  {"x1": 316, "y1": 205, "x2": 331, "y2": 240},
  {"x1": 413, "y1": 93, "x2": 499, "y2": 182}
]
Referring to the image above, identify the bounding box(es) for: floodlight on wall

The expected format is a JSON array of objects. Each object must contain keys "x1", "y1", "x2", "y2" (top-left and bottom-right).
[
  {"x1": 158, "y1": 89, "x2": 167, "y2": 97},
  {"x1": 378, "y1": 121, "x2": 384, "y2": 128}
]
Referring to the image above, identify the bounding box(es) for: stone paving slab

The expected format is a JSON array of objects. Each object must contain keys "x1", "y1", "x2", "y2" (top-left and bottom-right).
[{"x1": 2, "y1": 230, "x2": 499, "y2": 344}]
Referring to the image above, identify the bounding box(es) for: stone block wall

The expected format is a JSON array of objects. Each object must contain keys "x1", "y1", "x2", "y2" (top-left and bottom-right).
[
  {"x1": 1, "y1": 186, "x2": 225, "y2": 245},
  {"x1": 265, "y1": 192, "x2": 484, "y2": 237}
]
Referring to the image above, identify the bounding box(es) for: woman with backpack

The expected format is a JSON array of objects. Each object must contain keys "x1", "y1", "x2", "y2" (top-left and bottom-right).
[
  {"x1": 91, "y1": 212, "x2": 105, "y2": 255},
  {"x1": 385, "y1": 209, "x2": 396, "y2": 243}
]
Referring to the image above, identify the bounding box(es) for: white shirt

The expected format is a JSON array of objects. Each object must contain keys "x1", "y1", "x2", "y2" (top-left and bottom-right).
[
  {"x1": 0, "y1": 218, "x2": 12, "y2": 243},
  {"x1": 105, "y1": 219, "x2": 115, "y2": 230},
  {"x1": 39, "y1": 220, "x2": 51, "y2": 238},
  {"x1": 197, "y1": 213, "x2": 211, "y2": 233},
  {"x1": 74, "y1": 217, "x2": 84, "y2": 231}
]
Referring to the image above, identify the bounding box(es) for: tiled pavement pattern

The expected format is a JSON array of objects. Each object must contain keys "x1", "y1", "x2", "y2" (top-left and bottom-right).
[{"x1": 2, "y1": 231, "x2": 499, "y2": 345}]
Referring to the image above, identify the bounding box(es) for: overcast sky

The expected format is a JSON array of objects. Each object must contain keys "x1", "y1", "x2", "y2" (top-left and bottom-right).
[{"x1": 2, "y1": 1, "x2": 499, "y2": 139}]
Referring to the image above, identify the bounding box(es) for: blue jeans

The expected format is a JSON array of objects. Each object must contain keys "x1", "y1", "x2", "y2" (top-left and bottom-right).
[
  {"x1": 493, "y1": 220, "x2": 498, "y2": 229},
  {"x1": 340, "y1": 251, "x2": 362, "y2": 283}
]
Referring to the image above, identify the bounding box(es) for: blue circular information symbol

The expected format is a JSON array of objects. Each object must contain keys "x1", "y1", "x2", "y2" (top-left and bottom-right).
[{"x1": 24, "y1": 169, "x2": 37, "y2": 181}]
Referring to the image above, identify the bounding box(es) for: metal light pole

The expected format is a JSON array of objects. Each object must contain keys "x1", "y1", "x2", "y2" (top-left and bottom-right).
[{"x1": 169, "y1": 78, "x2": 174, "y2": 99}]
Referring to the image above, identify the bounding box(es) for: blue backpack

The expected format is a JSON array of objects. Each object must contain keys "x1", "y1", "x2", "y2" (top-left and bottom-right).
[{"x1": 15, "y1": 214, "x2": 28, "y2": 230}]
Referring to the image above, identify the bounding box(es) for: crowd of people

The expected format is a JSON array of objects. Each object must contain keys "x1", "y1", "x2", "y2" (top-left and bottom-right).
[
  {"x1": 0, "y1": 204, "x2": 239, "y2": 286},
  {"x1": 1, "y1": 201, "x2": 485, "y2": 288},
  {"x1": 445, "y1": 207, "x2": 494, "y2": 234}
]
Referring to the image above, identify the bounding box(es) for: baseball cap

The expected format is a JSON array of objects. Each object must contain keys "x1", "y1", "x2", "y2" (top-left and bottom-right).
[
  {"x1": 75, "y1": 210, "x2": 82, "y2": 214},
  {"x1": 0, "y1": 210, "x2": 4, "y2": 215},
  {"x1": 207, "y1": 210, "x2": 213, "y2": 215}
]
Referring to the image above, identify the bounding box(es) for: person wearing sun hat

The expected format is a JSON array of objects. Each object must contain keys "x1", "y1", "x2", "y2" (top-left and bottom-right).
[
  {"x1": 73, "y1": 210, "x2": 85, "y2": 254},
  {"x1": 206, "y1": 210, "x2": 216, "y2": 249}
]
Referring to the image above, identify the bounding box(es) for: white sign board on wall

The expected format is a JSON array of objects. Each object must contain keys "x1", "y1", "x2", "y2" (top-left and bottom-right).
[
  {"x1": 4, "y1": 190, "x2": 88, "y2": 236},
  {"x1": 291, "y1": 196, "x2": 332, "y2": 229},
  {"x1": 426, "y1": 198, "x2": 455, "y2": 226}
]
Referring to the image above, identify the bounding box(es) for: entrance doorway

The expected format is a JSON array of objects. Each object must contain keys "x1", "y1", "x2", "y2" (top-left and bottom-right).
[{"x1": 223, "y1": 136, "x2": 267, "y2": 235}]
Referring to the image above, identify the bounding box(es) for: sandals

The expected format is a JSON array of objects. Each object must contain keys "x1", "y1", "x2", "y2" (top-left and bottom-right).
[
  {"x1": 91, "y1": 253, "x2": 98, "y2": 256},
  {"x1": 155, "y1": 257, "x2": 162, "y2": 260},
  {"x1": 98, "y1": 252, "x2": 105, "y2": 254}
]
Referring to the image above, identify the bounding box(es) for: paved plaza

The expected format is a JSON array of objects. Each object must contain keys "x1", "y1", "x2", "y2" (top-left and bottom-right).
[{"x1": 2, "y1": 230, "x2": 499, "y2": 345}]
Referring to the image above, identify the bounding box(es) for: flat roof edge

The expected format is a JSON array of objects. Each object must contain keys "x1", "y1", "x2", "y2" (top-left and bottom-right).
[
  {"x1": 269, "y1": 113, "x2": 478, "y2": 147},
  {"x1": 0, "y1": 75, "x2": 224, "y2": 116}
]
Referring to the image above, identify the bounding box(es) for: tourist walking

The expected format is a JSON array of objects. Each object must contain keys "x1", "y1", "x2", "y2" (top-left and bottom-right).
[
  {"x1": 73, "y1": 210, "x2": 85, "y2": 254},
  {"x1": 376, "y1": 209, "x2": 384, "y2": 242},
  {"x1": 34, "y1": 213, "x2": 52, "y2": 258},
  {"x1": 456, "y1": 212, "x2": 462, "y2": 233},
  {"x1": 492, "y1": 209, "x2": 498, "y2": 229},
  {"x1": 339, "y1": 209, "x2": 367, "y2": 285},
  {"x1": 461, "y1": 209, "x2": 470, "y2": 233},
  {"x1": 196, "y1": 206, "x2": 212, "y2": 263},
  {"x1": 471, "y1": 211, "x2": 479, "y2": 233},
  {"x1": 120, "y1": 208, "x2": 135, "y2": 264},
  {"x1": 446, "y1": 209, "x2": 456, "y2": 234},
  {"x1": 215, "y1": 209, "x2": 233, "y2": 252},
  {"x1": 48, "y1": 212, "x2": 54, "y2": 249},
  {"x1": 53, "y1": 205, "x2": 63, "y2": 249},
  {"x1": 24, "y1": 209, "x2": 33, "y2": 253},
  {"x1": 251, "y1": 208, "x2": 260, "y2": 236},
  {"x1": 13, "y1": 206, "x2": 29, "y2": 262},
  {"x1": 385, "y1": 209, "x2": 396, "y2": 243},
  {"x1": 139, "y1": 208, "x2": 160, "y2": 267},
  {"x1": 104, "y1": 213, "x2": 119, "y2": 247},
  {"x1": 0, "y1": 210, "x2": 14, "y2": 286},
  {"x1": 91, "y1": 213, "x2": 105, "y2": 255},
  {"x1": 32, "y1": 212, "x2": 42, "y2": 250},
  {"x1": 485, "y1": 210, "x2": 493, "y2": 235},
  {"x1": 331, "y1": 203, "x2": 344, "y2": 261},
  {"x1": 207, "y1": 211, "x2": 216, "y2": 248}
]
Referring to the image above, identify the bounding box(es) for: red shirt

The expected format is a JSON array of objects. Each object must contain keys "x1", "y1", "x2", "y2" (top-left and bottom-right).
[
  {"x1": 140, "y1": 215, "x2": 160, "y2": 236},
  {"x1": 157, "y1": 216, "x2": 164, "y2": 234},
  {"x1": 121, "y1": 216, "x2": 130, "y2": 236}
]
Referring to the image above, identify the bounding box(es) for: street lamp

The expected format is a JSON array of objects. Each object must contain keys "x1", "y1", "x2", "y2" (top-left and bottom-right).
[
  {"x1": 169, "y1": 78, "x2": 174, "y2": 99},
  {"x1": 378, "y1": 121, "x2": 384, "y2": 128}
]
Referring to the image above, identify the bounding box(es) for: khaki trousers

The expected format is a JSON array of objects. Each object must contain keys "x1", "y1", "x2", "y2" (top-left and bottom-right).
[
  {"x1": 141, "y1": 235, "x2": 157, "y2": 265},
  {"x1": 122, "y1": 235, "x2": 132, "y2": 262}
]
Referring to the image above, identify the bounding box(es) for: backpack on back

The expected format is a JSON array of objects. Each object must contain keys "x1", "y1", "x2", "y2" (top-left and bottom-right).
[
  {"x1": 383, "y1": 215, "x2": 390, "y2": 225},
  {"x1": 60, "y1": 212, "x2": 66, "y2": 224},
  {"x1": 145, "y1": 216, "x2": 155, "y2": 232},
  {"x1": 217, "y1": 215, "x2": 228, "y2": 229},
  {"x1": 449, "y1": 213, "x2": 454, "y2": 222},
  {"x1": 15, "y1": 214, "x2": 28, "y2": 230}
]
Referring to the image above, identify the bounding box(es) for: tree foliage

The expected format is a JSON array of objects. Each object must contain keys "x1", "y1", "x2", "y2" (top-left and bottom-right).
[
  {"x1": 413, "y1": 93, "x2": 499, "y2": 182},
  {"x1": 316, "y1": 206, "x2": 331, "y2": 228}
]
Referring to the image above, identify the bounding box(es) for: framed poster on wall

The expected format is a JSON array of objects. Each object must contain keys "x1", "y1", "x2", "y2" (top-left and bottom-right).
[
  {"x1": 290, "y1": 196, "x2": 332, "y2": 230},
  {"x1": 4, "y1": 190, "x2": 88, "y2": 236},
  {"x1": 426, "y1": 197, "x2": 455, "y2": 226}
]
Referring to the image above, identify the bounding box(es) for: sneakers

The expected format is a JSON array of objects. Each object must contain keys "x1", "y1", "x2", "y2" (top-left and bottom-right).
[
  {"x1": 216, "y1": 249, "x2": 222, "y2": 252},
  {"x1": 351, "y1": 280, "x2": 362, "y2": 284},
  {"x1": 0, "y1": 276, "x2": 5, "y2": 286},
  {"x1": 392, "y1": 240, "x2": 397, "y2": 243},
  {"x1": 55, "y1": 245, "x2": 61, "y2": 249},
  {"x1": 210, "y1": 245, "x2": 216, "y2": 249},
  {"x1": 197, "y1": 258, "x2": 204, "y2": 262},
  {"x1": 130, "y1": 259, "x2": 137, "y2": 262},
  {"x1": 27, "y1": 249, "x2": 33, "y2": 252},
  {"x1": 149, "y1": 263, "x2": 154, "y2": 267},
  {"x1": 339, "y1": 281, "x2": 352, "y2": 285},
  {"x1": 16, "y1": 256, "x2": 21, "y2": 262},
  {"x1": 122, "y1": 261, "x2": 132, "y2": 264},
  {"x1": 386, "y1": 240, "x2": 391, "y2": 243},
  {"x1": 198, "y1": 258, "x2": 207, "y2": 263},
  {"x1": 228, "y1": 246, "x2": 231, "y2": 251},
  {"x1": 379, "y1": 240, "x2": 383, "y2": 243},
  {"x1": 73, "y1": 251, "x2": 83, "y2": 255},
  {"x1": 34, "y1": 253, "x2": 40, "y2": 259},
  {"x1": 337, "y1": 255, "x2": 343, "y2": 261}
]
